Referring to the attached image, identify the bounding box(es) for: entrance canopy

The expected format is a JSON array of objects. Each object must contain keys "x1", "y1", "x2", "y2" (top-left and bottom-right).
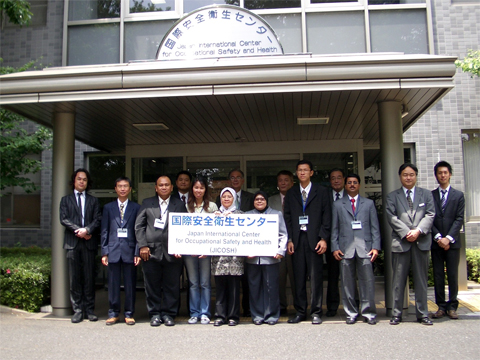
[{"x1": 0, "y1": 53, "x2": 456, "y2": 153}]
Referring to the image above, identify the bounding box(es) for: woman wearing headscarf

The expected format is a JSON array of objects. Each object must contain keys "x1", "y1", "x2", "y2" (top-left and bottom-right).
[
  {"x1": 211, "y1": 187, "x2": 244, "y2": 326},
  {"x1": 184, "y1": 176, "x2": 218, "y2": 325},
  {"x1": 245, "y1": 190, "x2": 287, "y2": 325}
]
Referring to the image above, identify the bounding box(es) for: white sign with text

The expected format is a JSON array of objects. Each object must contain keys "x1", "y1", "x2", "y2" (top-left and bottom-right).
[{"x1": 168, "y1": 212, "x2": 279, "y2": 256}]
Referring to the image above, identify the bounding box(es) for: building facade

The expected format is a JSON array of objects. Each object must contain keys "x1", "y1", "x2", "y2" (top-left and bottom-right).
[{"x1": 0, "y1": 0, "x2": 479, "y2": 248}]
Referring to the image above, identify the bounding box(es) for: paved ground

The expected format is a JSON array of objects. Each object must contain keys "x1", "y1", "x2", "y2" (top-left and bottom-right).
[{"x1": 1, "y1": 282, "x2": 480, "y2": 360}]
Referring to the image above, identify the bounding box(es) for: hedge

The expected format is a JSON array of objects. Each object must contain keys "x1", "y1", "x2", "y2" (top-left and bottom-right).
[
  {"x1": 466, "y1": 248, "x2": 480, "y2": 283},
  {"x1": 0, "y1": 247, "x2": 51, "y2": 312}
]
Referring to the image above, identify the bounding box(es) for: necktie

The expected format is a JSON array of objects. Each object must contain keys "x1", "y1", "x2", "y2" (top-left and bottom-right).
[
  {"x1": 77, "y1": 192, "x2": 83, "y2": 226},
  {"x1": 351, "y1": 198, "x2": 356, "y2": 213},
  {"x1": 181, "y1": 195, "x2": 186, "y2": 204},
  {"x1": 120, "y1": 203, "x2": 124, "y2": 221},
  {"x1": 302, "y1": 190, "x2": 307, "y2": 204},
  {"x1": 236, "y1": 194, "x2": 240, "y2": 209},
  {"x1": 441, "y1": 190, "x2": 447, "y2": 212},
  {"x1": 335, "y1": 192, "x2": 340, "y2": 201},
  {"x1": 407, "y1": 190, "x2": 413, "y2": 211},
  {"x1": 282, "y1": 196, "x2": 285, "y2": 212}
]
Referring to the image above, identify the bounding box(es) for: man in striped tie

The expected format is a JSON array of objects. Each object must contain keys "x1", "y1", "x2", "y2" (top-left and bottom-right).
[{"x1": 430, "y1": 161, "x2": 465, "y2": 320}]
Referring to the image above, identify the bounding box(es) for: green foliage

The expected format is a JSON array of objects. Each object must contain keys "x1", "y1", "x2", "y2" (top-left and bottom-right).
[
  {"x1": 0, "y1": 0, "x2": 32, "y2": 27},
  {"x1": 0, "y1": 247, "x2": 51, "y2": 312},
  {"x1": 0, "y1": 58, "x2": 53, "y2": 195},
  {"x1": 466, "y1": 248, "x2": 480, "y2": 283},
  {"x1": 455, "y1": 50, "x2": 480, "y2": 78}
]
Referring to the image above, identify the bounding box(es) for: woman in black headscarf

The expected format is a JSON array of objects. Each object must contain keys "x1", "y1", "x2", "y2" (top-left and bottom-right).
[{"x1": 245, "y1": 190, "x2": 287, "y2": 325}]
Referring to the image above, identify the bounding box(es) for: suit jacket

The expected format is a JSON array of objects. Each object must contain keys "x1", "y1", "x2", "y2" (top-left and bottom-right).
[
  {"x1": 431, "y1": 187, "x2": 465, "y2": 250},
  {"x1": 101, "y1": 200, "x2": 141, "y2": 263},
  {"x1": 269, "y1": 193, "x2": 282, "y2": 213},
  {"x1": 386, "y1": 187, "x2": 435, "y2": 252},
  {"x1": 331, "y1": 195, "x2": 381, "y2": 259},
  {"x1": 245, "y1": 207, "x2": 288, "y2": 265},
  {"x1": 284, "y1": 182, "x2": 331, "y2": 251},
  {"x1": 60, "y1": 192, "x2": 101, "y2": 251},
  {"x1": 216, "y1": 189, "x2": 255, "y2": 212},
  {"x1": 134, "y1": 195, "x2": 187, "y2": 262}
]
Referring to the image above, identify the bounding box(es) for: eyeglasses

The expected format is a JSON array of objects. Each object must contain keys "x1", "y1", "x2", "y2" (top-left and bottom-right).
[
  {"x1": 346, "y1": 181, "x2": 359, "y2": 185},
  {"x1": 230, "y1": 176, "x2": 243, "y2": 181}
]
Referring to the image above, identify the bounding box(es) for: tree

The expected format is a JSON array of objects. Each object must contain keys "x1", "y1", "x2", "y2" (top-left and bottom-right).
[
  {"x1": 0, "y1": 59, "x2": 53, "y2": 195},
  {"x1": 0, "y1": 0, "x2": 32, "y2": 29},
  {"x1": 455, "y1": 50, "x2": 480, "y2": 78}
]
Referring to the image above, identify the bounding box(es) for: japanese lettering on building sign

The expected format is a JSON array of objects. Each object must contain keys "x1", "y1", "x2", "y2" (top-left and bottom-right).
[
  {"x1": 156, "y1": 5, "x2": 283, "y2": 60},
  {"x1": 168, "y1": 212, "x2": 279, "y2": 256}
]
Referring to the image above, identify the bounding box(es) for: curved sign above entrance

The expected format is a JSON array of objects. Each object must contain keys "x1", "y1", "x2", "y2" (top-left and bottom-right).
[{"x1": 156, "y1": 5, "x2": 283, "y2": 60}]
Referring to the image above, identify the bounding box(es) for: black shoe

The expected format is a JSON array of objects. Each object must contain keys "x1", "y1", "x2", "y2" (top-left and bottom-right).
[
  {"x1": 312, "y1": 316, "x2": 322, "y2": 325},
  {"x1": 288, "y1": 315, "x2": 306, "y2": 324},
  {"x1": 150, "y1": 316, "x2": 161, "y2": 327},
  {"x1": 364, "y1": 318, "x2": 376, "y2": 325},
  {"x1": 71, "y1": 312, "x2": 83, "y2": 323},
  {"x1": 326, "y1": 310, "x2": 337, "y2": 317},
  {"x1": 87, "y1": 313, "x2": 98, "y2": 322},
  {"x1": 389, "y1": 316, "x2": 402, "y2": 325},
  {"x1": 228, "y1": 319, "x2": 238, "y2": 326},
  {"x1": 243, "y1": 311, "x2": 251, "y2": 318},
  {"x1": 267, "y1": 320, "x2": 277, "y2": 325},
  {"x1": 213, "y1": 319, "x2": 225, "y2": 327},
  {"x1": 162, "y1": 315, "x2": 175, "y2": 326},
  {"x1": 346, "y1": 317, "x2": 356, "y2": 325},
  {"x1": 417, "y1": 317, "x2": 433, "y2": 326},
  {"x1": 253, "y1": 319, "x2": 263, "y2": 325}
]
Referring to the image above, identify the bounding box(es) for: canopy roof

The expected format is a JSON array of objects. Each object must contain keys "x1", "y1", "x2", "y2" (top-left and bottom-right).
[{"x1": 0, "y1": 53, "x2": 456, "y2": 152}]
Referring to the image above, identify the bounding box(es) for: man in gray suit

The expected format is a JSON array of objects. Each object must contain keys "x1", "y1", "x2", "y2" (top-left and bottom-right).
[
  {"x1": 386, "y1": 163, "x2": 435, "y2": 326},
  {"x1": 331, "y1": 174, "x2": 380, "y2": 325}
]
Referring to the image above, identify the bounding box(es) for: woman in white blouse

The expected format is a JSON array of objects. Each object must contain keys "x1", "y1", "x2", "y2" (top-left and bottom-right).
[{"x1": 184, "y1": 176, "x2": 218, "y2": 325}]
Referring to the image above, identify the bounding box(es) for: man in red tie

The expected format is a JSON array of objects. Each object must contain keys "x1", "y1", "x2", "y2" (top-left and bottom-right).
[{"x1": 173, "y1": 171, "x2": 192, "y2": 203}]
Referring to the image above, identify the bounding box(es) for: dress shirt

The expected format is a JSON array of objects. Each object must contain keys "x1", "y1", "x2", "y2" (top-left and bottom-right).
[
  {"x1": 402, "y1": 186, "x2": 416, "y2": 203},
  {"x1": 300, "y1": 182, "x2": 312, "y2": 198},
  {"x1": 332, "y1": 189, "x2": 344, "y2": 201},
  {"x1": 74, "y1": 190, "x2": 85, "y2": 226},
  {"x1": 118, "y1": 198, "x2": 128, "y2": 224},
  {"x1": 158, "y1": 196, "x2": 170, "y2": 218},
  {"x1": 178, "y1": 191, "x2": 189, "y2": 204}
]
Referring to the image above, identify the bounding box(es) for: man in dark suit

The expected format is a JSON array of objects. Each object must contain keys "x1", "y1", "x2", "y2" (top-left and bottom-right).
[
  {"x1": 269, "y1": 170, "x2": 295, "y2": 316},
  {"x1": 386, "y1": 163, "x2": 435, "y2": 326},
  {"x1": 284, "y1": 160, "x2": 331, "y2": 324},
  {"x1": 60, "y1": 168, "x2": 101, "y2": 323},
  {"x1": 171, "y1": 170, "x2": 192, "y2": 204},
  {"x1": 215, "y1": 168, "x2": 255, "y2": 316},
  {"x1": 331, "y1": 174, "x2": 381, "y2": 325},
  {"x1": 325, "y1": 168, "x2": 345, "y2": 317},
  {"x1": 101, "y1": 177, "x2": 141, "y2": 326},
  {"x1": 430, "y1": 161, "x2": 465, "y2": 320},
  {"x1": 135, "y1": 175, "x2": 187, "y2": 327}
]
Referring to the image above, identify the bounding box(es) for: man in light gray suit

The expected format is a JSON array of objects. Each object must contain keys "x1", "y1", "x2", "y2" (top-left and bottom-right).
[
  {"x1": 386, "y1": 163, "x2": 435, "y2": 326},
  {"x1": 331, "y1": 174, "x2": 380, "y2": 325}
]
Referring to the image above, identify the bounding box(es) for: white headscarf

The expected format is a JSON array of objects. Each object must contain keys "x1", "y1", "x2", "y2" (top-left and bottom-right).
[{"x1": 219, "y1": 187, "x2": 237, "y2": 213}]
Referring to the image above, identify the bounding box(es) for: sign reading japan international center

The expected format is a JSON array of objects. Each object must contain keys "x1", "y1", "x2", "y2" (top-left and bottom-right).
[
  {"x1": 157, "y1": 5, "x2": 283, "y2": 60},
  {"x1": 168, "y1": 213, "x2": 279, "y2": 256}
]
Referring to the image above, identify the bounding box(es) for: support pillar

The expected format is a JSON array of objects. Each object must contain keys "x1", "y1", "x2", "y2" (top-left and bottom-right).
[
  {"x1": 378, "y1": 101, "x2": 405, "y2": 317},
  {"x1": 51, "y1": 104, "x2": 75, "y2": 317}
]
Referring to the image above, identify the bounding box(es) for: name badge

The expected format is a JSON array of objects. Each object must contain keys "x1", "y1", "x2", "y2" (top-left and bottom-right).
[
  {"x1": 117, "y1": 228, "x2": 128, "y2": 238},
  {"x1": 154, "y1": 218, "x2": 166, "y2": 229},
  {"x1": 299, "y1": 216, "x2": 309, "y2": 225},
  {"x1": 351, "y1": 221, "x2": 362, "y2": 230}
]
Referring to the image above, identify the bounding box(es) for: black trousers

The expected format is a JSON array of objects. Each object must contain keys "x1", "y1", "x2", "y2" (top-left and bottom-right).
[
  {"x1": 247, "y1": 262, "x2": 280, "y2": 322},
  {"x1": 325, "y1": 240, "x2": 340, "y2": 312},
  {"x1": 432, "y1": 248, "x2": 460, "y2": 311},
  {"x1": 214, "y1": 275, "x2": 241, "y2": 321},
  {"x1": 66, "y1": 240, "x2": 96, "y2": 315},
  {"x1": 107, "y1": 260, "x2": 137, "y2": 318},
  {"x1": 291, "y1": 232, "x2": 324, "y2": 317},
  {"x1": 142, "y1": 257, "x2": 182, "y2": 318}
]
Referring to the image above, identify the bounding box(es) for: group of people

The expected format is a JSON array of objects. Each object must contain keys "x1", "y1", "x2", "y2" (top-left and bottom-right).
[{"x1": 59, "y1": 159, "x2": 464, "y2": 327}]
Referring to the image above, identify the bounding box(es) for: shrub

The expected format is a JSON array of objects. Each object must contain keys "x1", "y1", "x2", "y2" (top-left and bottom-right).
[
  {"x1": 0, "y1": 247, "x2": 51, "y2": 312},
  {"x1": 466, "y1": 248, "x2": 480, "y2": 283}
]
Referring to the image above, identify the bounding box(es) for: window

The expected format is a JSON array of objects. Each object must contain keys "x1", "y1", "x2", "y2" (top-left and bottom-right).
[
  {"x1": 245, "y1": 0, "x2": 301, "y2": 10},
  {"x1": 184, "y1": 1, "x2": 239, "y2": 14},
  {"x1": 129, "y1": 0, "x2": 175, "y2": 13},
  {"x1": 0, "y1": 154, "x2": 41, "y2": 228},
  {"x1": 68, "y1": 0, "x2": 120, "y2": 21},
  {"x1": 462, "y1": 130, "x2": 480, "y2": 221}
]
